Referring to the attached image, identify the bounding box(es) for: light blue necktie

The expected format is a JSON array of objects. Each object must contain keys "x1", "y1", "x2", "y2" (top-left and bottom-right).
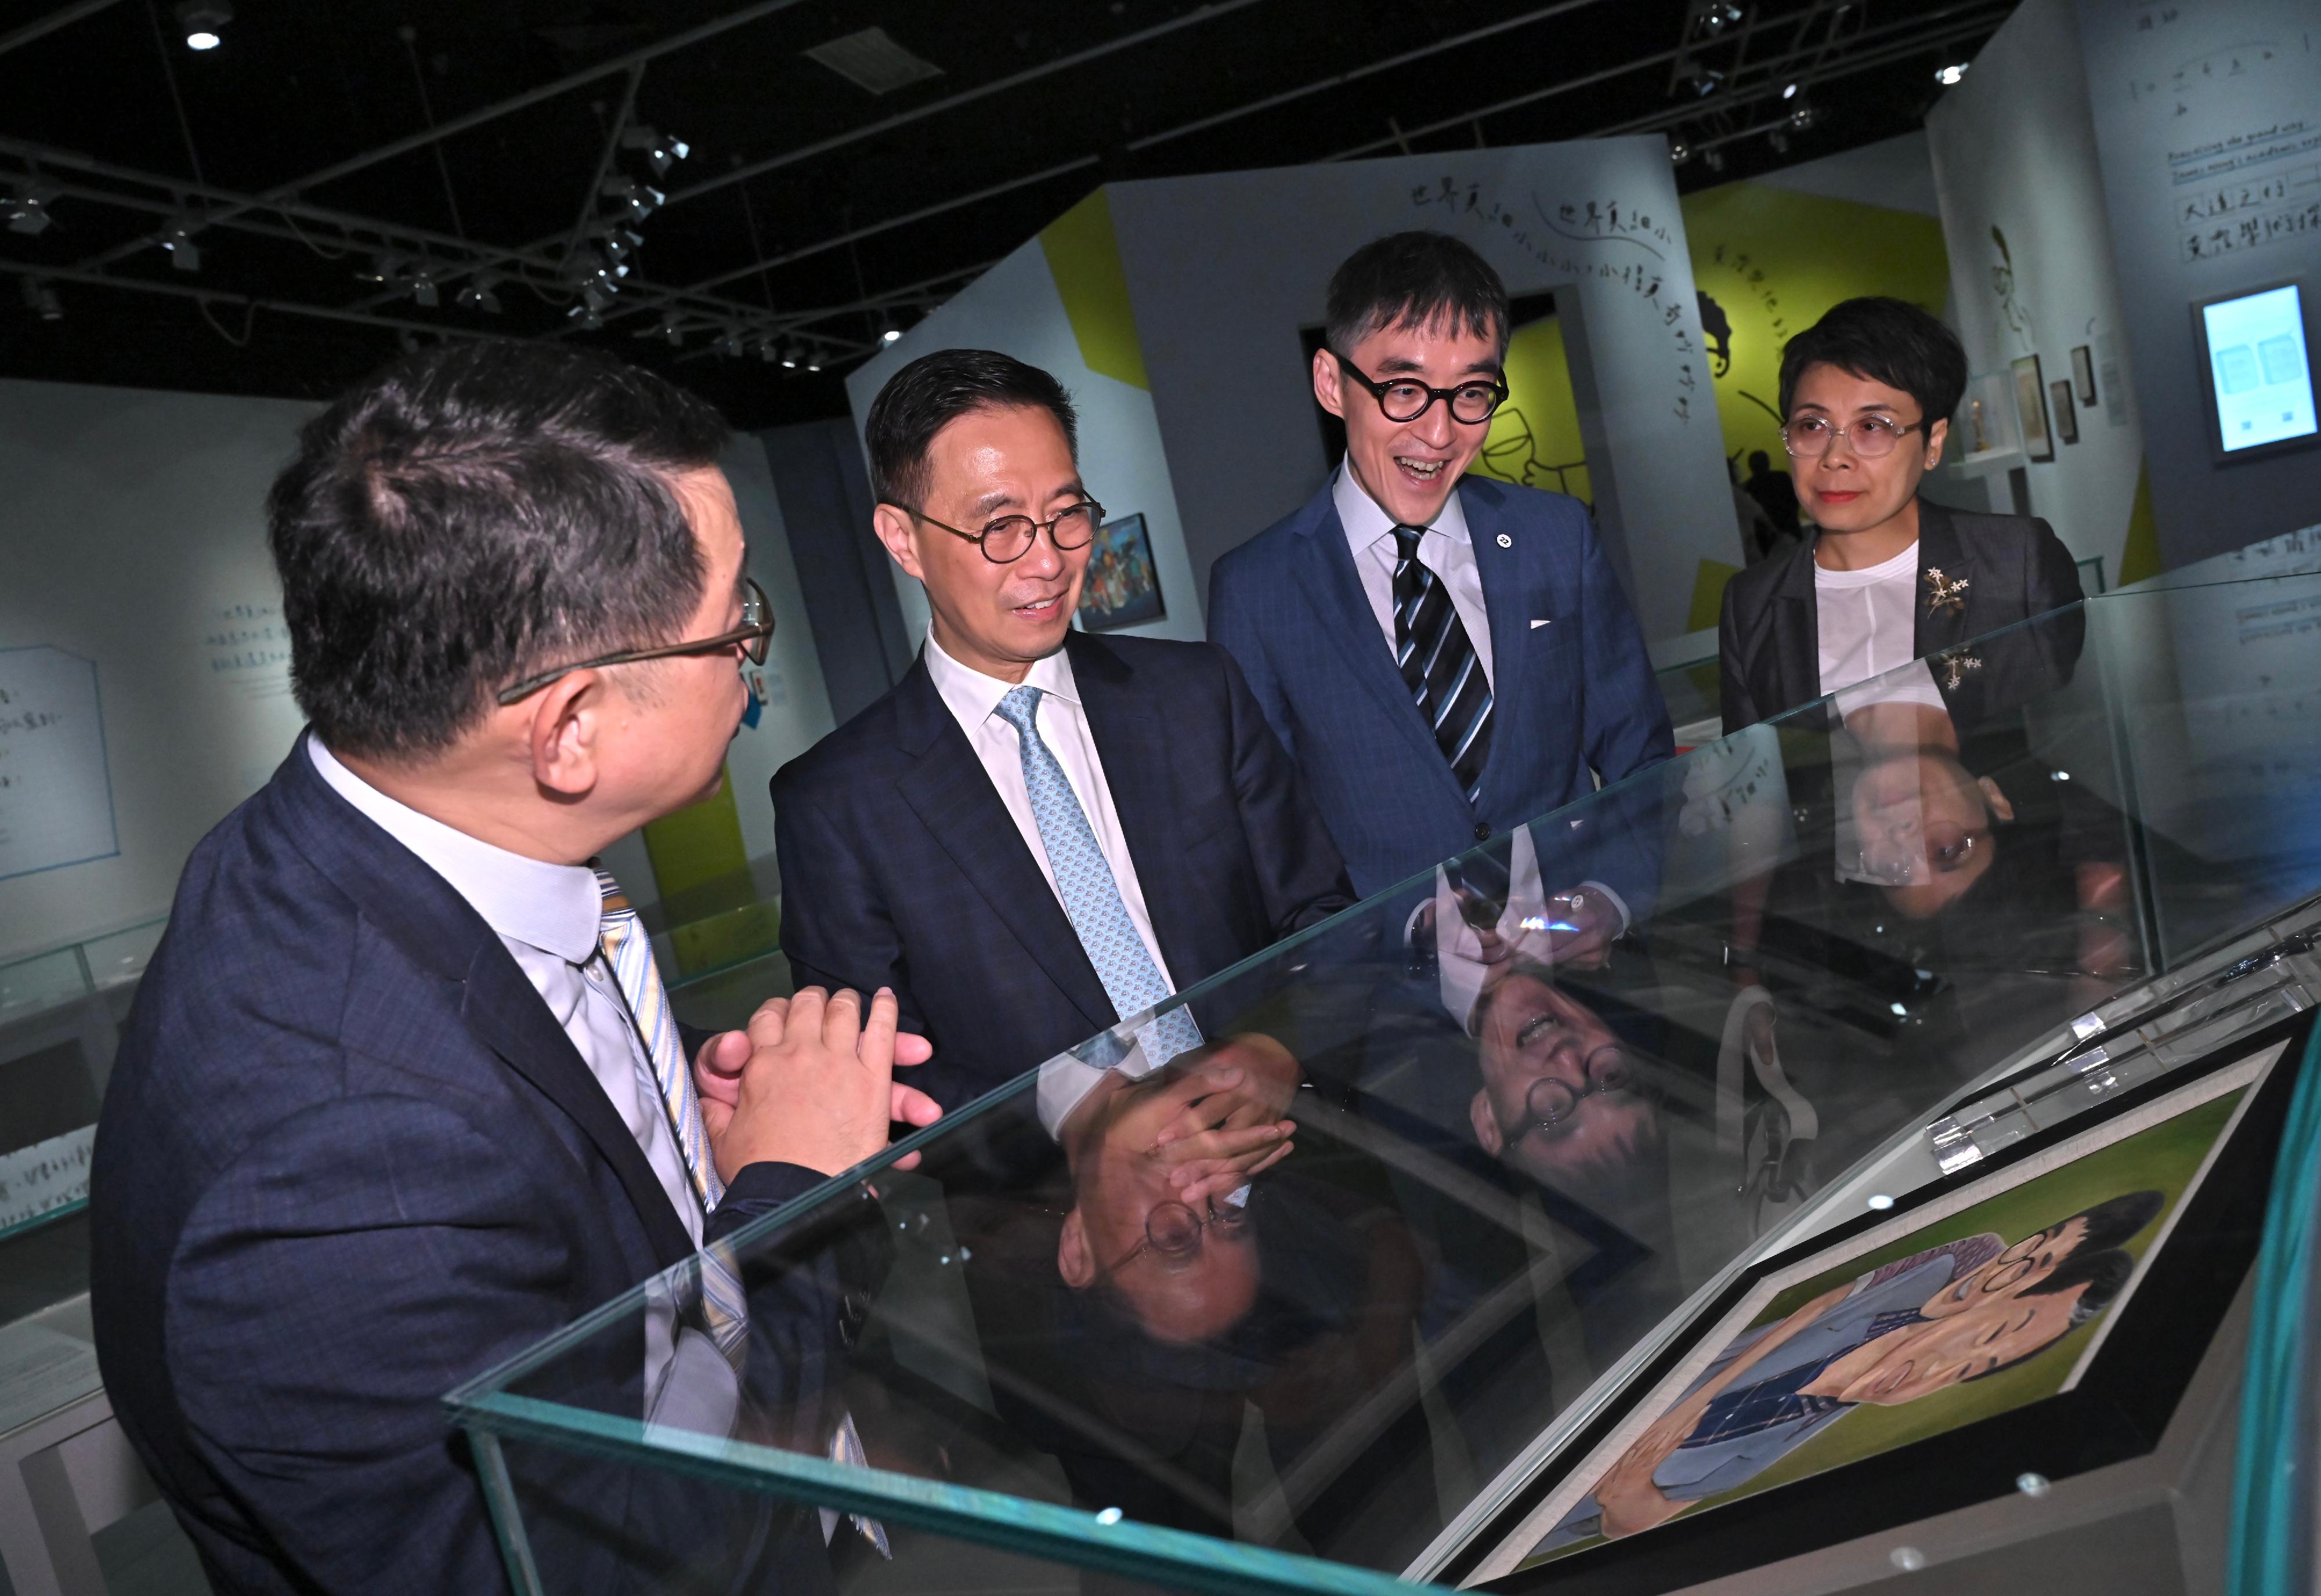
[{"x1": 993, "y1": 685, "x2": 1202, "y2": 1066}]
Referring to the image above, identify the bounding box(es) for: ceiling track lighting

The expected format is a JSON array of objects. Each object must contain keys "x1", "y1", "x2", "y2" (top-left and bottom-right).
[
  {"x1": 879, "y1": 322, "x2": 902, "y2": 344},
  {"x1": 567, "y1": 304, "x2": 605, "y2": 331},
  {"x1": 599, "y1": 178, "x2": 665, "y2": 223},
  {"x1": 1668, "y1": 137, "x2": 1692, "y2": 165},
  {"x1": 1789, "y1": 101, "x2": 1819, "y2": 131},
  {"x1": 176, "y1": 0, "x2": 231, "y2": 50},
  {"x1": 5, "y1": 177, "x2": 59, "y2": 236},
  {"x1": 1935, "y1": 61, "x2": 1970, "y2": 86},
  {"x1": 1685, "y1": 63, "x2": 1725, "y2": 97},
  {"x1": 618, "y1": 125, "x2": 692, "y2": 179},
  {"x1": 1694, "y1": 1, "x2": 1743, "y2": 34},
  {"x1": 20, "y1": 276, "x2": 63, "y2": 321},
  {"x1": 456, "y1": 273, "x2": 504, "y2": 314},
  {"x1": 1767, "y1": 129, "x2": 1790, "y2": 154},
  {"x1": 1702, "y1": 147, "x2": 1727, "y2": 172},
  {"x1": 161, "y1": 217, "x2": 202, "y2": 272}
]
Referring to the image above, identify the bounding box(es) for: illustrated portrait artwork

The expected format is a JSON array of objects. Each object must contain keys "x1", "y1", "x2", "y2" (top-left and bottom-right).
[
  {"x1": 1075, "y1": 512, "x2": 1165, "y2": 631},
  {"x1": 1496, "y1": 1052, "x2": 2273, "y2": 1572}
]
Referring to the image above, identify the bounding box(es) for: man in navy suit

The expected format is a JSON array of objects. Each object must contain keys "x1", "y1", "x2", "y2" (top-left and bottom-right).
[
  {"x1": 773, "y1": 349, "x2": 1354, "y2": 1115},
  {"x1": 89, "y1": 345, "x2": 937, "y2": 1594},
  {"x1": 1209, "y1": 232, "x2": 1674, "y2": 938}
]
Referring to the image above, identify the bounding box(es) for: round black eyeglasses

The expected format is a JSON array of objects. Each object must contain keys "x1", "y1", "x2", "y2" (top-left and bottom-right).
[
  {"x1": 911, "y1": 500, "x2": 1105, "y2": 565},
  {"x1": 495, "y1": 576, "x2": 775, "y2": 705},
  {"x1": 1333, "y1": 350, "x2": 1509, "y2": 426}
]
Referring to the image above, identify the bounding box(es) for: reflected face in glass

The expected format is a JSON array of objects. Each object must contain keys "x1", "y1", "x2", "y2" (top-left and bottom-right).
[
  {"x1": 1786, "y1": 363, "x2": 1946, "y2": 535},
  {"x1": 1058, "y1": 1067, "x2": 1262, "y2": 1345},
  {"x1": 874, "y1": 404, "x2": 1091, "y2": 678},
  {"x1": 1919, "y1": 1218, "x2": 2091, "y2": 1319},
  {"x1": 1469, "y1": 970, "x2": 1658, "y2": 1186},
  {"x1": 1314, "y1": 314, "x2": 1504, "y2": 528},
  {"x1": 1852, "y1": 750, "x2": 2009, "y2": 918},
  {"x1": 1820, "y1": 1284, "x2": 2088, "y2": 1404}
]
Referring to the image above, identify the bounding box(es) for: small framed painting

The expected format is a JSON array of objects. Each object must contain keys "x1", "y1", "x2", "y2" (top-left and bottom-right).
[
  {"x1": 2071, "y1": 344, "x2": 2098, "y2": 407},
  {"x1": 1076, "y1": 512, "x2": 1165, "y2": 632},
  {"x1": 2052, "y1": 379, "x2": 2080, "y2": 445},
  {"x1": 2013, "y1": 354, "x2": 2054, "y2": 462}
]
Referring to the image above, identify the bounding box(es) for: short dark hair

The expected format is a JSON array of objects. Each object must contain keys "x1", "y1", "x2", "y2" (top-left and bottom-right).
[
  {"x1": 1325, "y1": 231, "x2": 1511, "y2": 357},
  {"x1": 1777, "y1": 296, "x2": 1968, "y2": 429},
  {"x1": 269, "y1": 342, "x2": 728, "y2": 762},
  {"x1": 864, "y1": 348, "x2": 1079, "y2": 511},
  {"x1": 2047, "y1": 1190, "x2": 2165, "y2": 1258},
  {"x1": 1963, "y1": 1246, "x2": 2139, "y2": 1383}
]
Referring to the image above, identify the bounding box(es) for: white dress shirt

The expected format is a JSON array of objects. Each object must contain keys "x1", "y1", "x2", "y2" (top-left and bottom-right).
[
  {"x1": 1335, "y1": 465, "x2": 1495, "y2": 685},
  {"x1": 307, "y1": 738, "x2": 703, "y2": 1247},
  {"x1": 1814, "y1": 540, "x2": 1944, "y2": 715}
]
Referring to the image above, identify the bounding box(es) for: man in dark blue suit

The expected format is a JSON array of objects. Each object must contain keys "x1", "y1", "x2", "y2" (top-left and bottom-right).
[
  {"x1": 89, "y1": 346, "x2": 937, "y2": 1594},
  {"x1": 774, "y1": 349, "x2": 1354, "y2": 1116},
  {"x1": 1209, "y1": 232, "x2": 1674, "y2": 936}
]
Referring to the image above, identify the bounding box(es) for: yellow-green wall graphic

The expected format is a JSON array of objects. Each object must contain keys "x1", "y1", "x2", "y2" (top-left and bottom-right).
[
  {"x1": 1037, "y1": 190, "x2": 1150, "y2": 391},
  {"x1": 1472, "y1": 310, "x2": 1592, "y2": 505},
  {"x1": 1680, "y1": 183, "x2": 1951, "y2": 471}
]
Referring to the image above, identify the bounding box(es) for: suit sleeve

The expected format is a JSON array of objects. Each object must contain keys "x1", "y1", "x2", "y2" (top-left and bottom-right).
[
  {"x1": 2023, "y1": 517, "x2": 2089, "y2": 693},
  {"x1": 772, "y1": 773, "x2": 922, "y2": 1037},
  {"x1": 1575, "y1": 515, "x2": 1676, "y2": 782},
  {"x1": 1215, "y1": 645, "x2": 1355, "y2": 938},
  {"x1": 1206, "y1": 557, "x2": 1298, "y2": 760}
]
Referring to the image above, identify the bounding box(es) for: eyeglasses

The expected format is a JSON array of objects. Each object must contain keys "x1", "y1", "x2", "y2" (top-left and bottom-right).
[
  {"x1": 1332, "y1": 351, "x2": 1508, "y2": 426},
  {"x1": 1495, "y1": 1052, "x2": 1634, "y2": 1145},
  {"x1": 910, "y1": 500, "x2": 1104, "y2": 565},
  {"x1": 494, "y1": 576, "x2": 775, "y2": 705},
  {"x1": 1781, "y1": 414, "x2": 1925, "y2": 458},
  {"x1": 1109, "y1": 1188, "x2": 1259, "y2": 1273}
]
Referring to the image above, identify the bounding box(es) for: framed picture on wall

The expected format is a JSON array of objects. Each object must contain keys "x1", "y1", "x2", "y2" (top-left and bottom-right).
[
  {"x1": 2071, "y1": 344, "x2": 2098, "y2": 406},
  {"x1": 1449, "y1": 1009, "x2": 2311, "y2": 1592},
  {"x1": 2052, "y1": 379, "x2": 2080, "y2": 445},
  {"x1": 2012, "y1": 354, "x2": 2055, "y2": 461},
  {"x1": 1076, "y1": 512, "x2": 1165, "y2": 632}
]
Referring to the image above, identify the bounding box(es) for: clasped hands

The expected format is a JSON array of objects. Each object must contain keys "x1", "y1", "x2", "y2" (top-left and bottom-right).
[
  {"x1": 1148, "y1": 1033, "x2": 1303, "y2": 1207},
  {"x1": 690, "y1": 987, "x2": 943, "y2": 1181}
]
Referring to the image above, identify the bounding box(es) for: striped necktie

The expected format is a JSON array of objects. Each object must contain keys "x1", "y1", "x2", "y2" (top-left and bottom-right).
[
  {"x1": 992, "y1": 685, "x2": 1203, "y2": 1066},
  {"x1": 595, "y1": 870, "x2": 722, "y2": 1210},
  {"x1": 1393, "y1": 524, "x2": 1495, "y2": 802}
]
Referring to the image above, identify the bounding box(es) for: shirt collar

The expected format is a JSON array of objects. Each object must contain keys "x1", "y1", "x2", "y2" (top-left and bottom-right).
[
  {"x1": 1333, "y1": 462, "x2": 1472, "y2": 556},
  {"x1": 306, "y1": 737, "x2": 606, "y2": 965},
  {"x1": 923, "y1": 627, "x2": 1082, "y2": 728}
]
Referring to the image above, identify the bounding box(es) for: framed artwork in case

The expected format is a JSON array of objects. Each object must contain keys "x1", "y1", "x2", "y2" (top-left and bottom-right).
[
  {"x1": 2052, "y1": 379, "x2": 2080, "y2": 445},
  {"x1": 1452, "y1": 1009, "x2": 2312, "y2": 1593},
  {"x1": 2071, "y1": 344, "x2": 2098, "y2": 407}
]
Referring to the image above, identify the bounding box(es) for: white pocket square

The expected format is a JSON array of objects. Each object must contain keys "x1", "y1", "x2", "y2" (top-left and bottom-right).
[{"x1": 1530, "y1": 618, "x2": 1552, "y2": 629}]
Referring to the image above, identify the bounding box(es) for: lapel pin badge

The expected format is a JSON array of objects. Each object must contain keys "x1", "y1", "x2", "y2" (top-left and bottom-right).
[
  {"x1": 1936, "y1": 649, "x2": 1983, "y2": 691},
  {"x1": 1924, "y1": 566, "x2": 1969, "y2": 614},
  {"x1": 1496, "y1": 533, "x2": 1513, "y2": 548}
]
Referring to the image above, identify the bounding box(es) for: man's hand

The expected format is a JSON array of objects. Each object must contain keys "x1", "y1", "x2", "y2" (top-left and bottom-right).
[
  {"x1": 692, "y1": 987, "x2": 941, "y2": 1179},
  {"x1": 1151, "y1": 1036, "x2": 1301, "y2": 1206}
]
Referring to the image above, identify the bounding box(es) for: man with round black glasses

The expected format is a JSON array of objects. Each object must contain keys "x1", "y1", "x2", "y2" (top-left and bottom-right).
[
  {"x1": 1208, "y1": 230, "x2": 1672, "y2": 925},
  {"x1": 771, "y1": 347, "x2": 1354, "y2": 1114}
]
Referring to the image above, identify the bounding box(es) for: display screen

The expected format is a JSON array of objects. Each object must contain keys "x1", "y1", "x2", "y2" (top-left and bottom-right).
[{"x1": 2201, "y1": 283, "x2": 2318, "y2": 454}]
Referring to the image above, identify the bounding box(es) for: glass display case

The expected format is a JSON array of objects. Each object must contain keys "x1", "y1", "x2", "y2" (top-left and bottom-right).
[{"x1": 447, "y1": 563, "x2": 2321, "y2": 1595}]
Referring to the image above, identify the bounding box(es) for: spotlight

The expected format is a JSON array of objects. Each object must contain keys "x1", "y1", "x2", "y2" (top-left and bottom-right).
[
  {"x1": 161, "y1": 218, "x2": 201, "y2": 272},
  {"x1": 1781, "y1": 80, "x2": 1799, "y2": 99},
  {"x1": 600, "y1": 178, "x2": 664, "y2": 221},
  {"x1": 780, "y1": 343, "x2": 798, "y2": 370},
  {"x1": 408, "y1": 266, "x2": 439, "y2": 308},
  {"x1": 20, "y1": 277, "x2": 63, "y2": 321},
  {"x1": 619, "y1": 125, "x2": 692, "y2": 178},
  {"x1": 6, "y1": 178, "x2": 58, "y2": 236},
  {"x1": 1935, "y1": 61, "x2": 1969, "y2": 86},
  {"x1": 177, "y1": 0, "x2": 230, "y2": 50},
  {"x1": 598, "y1": 227, "x2": 643, "y2": 265},
  {"x1": 880, "y1": 323, "x2": 902, "y2": 344},
  {"x1": 1789, "y1": 101, "x2": 1817, "y2": 130},
  {"x1": 714, "y1": 327, "x2": 744, "y2": 359},
  {"x1": 356, "y1": 251, "x2": 409, "y2": 285},
  {"x1": 1696, "y1": 0, "x2": 1743, "y2": 31},
  {"x1": 567, "y1": 304, "x2": 605, "y2": 331},
  {"x1": 652, "y1": 310, "x2": 684, "y2": 346},
  {"x1": 805, "y1": 354, "x2": 822, "y2": 372},
  {"x1": 456, "y1": 273, "x2": 503, "y2": 313},
  {"x1": 757, "y1": 337, "x2": 779, "y2": 363},
  {"x1": 1686, "y1": 63, "x2": 1725, "y2": 96},
  {"x1": 1668, "y1": 137, "x2": 1691, "y2": 164}
]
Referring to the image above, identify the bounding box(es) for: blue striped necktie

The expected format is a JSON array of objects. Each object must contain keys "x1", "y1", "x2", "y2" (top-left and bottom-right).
[
  {"x1": 1393, "y1": 524, "x2": 1495, "y2": 802},
  {"x1": 992, "y1": 685, "x2": 1202, "y2": 1066},
  {"x1": 595, "y1": 870, "x2": 722, "y2": 1210}
]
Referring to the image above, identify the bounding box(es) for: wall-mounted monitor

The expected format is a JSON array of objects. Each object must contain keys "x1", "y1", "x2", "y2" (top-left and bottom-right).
[{"x1": 2192, "y1": 280, "x2": 2318, "y2": 464}]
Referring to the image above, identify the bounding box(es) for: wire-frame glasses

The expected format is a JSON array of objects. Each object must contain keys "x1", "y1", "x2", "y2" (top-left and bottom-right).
[{"x1": 495, "y1": 576, "x2": 775, "y2": 705}]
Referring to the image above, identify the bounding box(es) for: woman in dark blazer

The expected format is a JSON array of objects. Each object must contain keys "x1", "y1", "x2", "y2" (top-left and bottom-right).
[{"x1": 1718, "y1": 297, "x2": 2085, "y2": 734}]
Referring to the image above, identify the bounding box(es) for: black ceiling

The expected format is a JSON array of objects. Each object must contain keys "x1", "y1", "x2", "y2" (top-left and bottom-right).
[{"x1": 0, "y1": 0, "x2": 2008, "y2": 429}]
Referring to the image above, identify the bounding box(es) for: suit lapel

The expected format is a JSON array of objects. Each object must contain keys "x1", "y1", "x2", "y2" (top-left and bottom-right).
[
  {"x1": 1462, "y1": 483, "x2": 1527, "y2": 799},
  {"x1": 890, "y1": 664, "x2": 1118, "y2": 1033},
  {"x1": 1067, "y1": 635, "x2": 1215, "y2": 986},
  {"x1": 1766, "y1": 541, "x2": 1822, "y2": 716},
  {"x1": 270, "y1": 737, "x2": 699, "y2": 1270},
  {"x1": 1291, "y1": 489, "x2": 1463, "y2": 790}
]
